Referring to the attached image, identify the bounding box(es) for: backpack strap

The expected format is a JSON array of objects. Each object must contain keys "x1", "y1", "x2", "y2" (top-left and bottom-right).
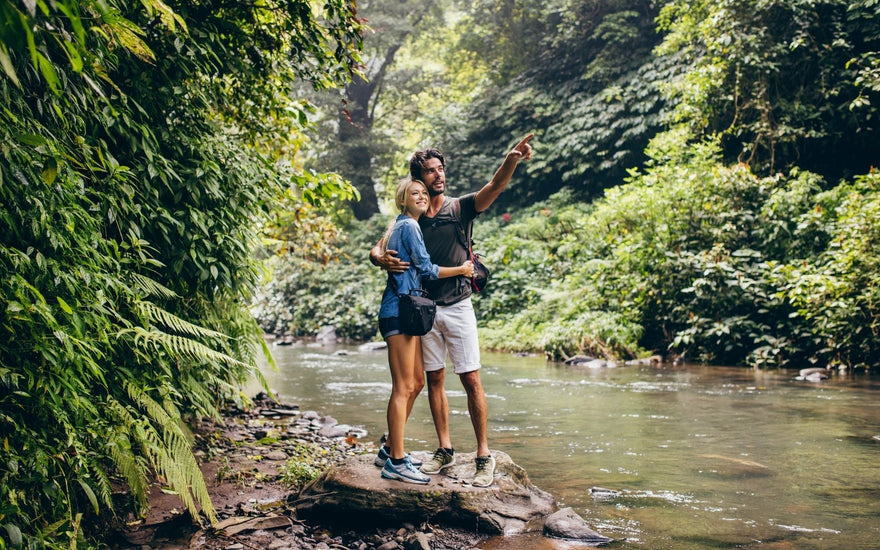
[{"x1": 448, "y1": 197, "x2": 473, "y2": 250}]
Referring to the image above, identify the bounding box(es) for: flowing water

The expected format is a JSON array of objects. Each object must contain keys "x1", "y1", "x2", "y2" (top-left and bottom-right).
[{"x1": 249, "y1": 342, "x2": 880, "y2": 549}]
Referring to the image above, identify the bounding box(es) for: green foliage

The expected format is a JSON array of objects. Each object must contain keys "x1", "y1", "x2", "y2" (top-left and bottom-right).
[
  {"x1": 278, "y1": 443, "x2": 327, "y2": 489},
  {"x1": 475, "y1": 190, "x2": 648, "y2": 359},
  {"x1": 656, "y1": 0, "x2": 880, "y2": 181},
  {"x1": 427, "y1": 0, "x2": 666, "y2": 209},
  {"x1": 777, "y1": 170, "x2": 880, "y2": 369},
  {"x1": 0, "y1": 0, "x2": 363, "y2": 547},
  {"x1": 252, "y1": 216, "x2": 387, "y2": 341},
  {"x1": 474, "y1": 127, "x2": 879, "y2": 369}
]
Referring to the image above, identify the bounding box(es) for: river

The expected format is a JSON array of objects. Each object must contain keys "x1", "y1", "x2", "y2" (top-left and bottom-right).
[{"x1": 249, "y1": 342, "x2": 880, "y2": 549}]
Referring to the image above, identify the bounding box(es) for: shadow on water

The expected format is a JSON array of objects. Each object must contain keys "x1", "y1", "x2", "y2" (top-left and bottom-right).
[{"x1": 251, "y1": 342, "x2": 880, "y2": 549}]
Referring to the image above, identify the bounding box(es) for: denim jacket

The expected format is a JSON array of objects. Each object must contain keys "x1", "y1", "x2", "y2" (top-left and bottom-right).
[{"x1": 378, "y1": 215, "x2": 440, "y2": 319}]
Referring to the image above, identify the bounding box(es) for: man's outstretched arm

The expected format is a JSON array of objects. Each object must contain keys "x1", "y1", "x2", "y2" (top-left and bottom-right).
[{"x1": 474, "y1": 133, "x2": 534, "y2": 213}]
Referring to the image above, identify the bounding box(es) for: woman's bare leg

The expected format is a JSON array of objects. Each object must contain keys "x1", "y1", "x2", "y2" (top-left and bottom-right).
[{"x1": 385, "y1": 334, "x2": 420, "y2": 458}]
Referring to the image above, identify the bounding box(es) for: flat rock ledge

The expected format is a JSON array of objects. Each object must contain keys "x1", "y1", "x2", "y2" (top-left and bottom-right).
[{"x1": 297, "y1": 450, "x2": 610, "y2": 545}]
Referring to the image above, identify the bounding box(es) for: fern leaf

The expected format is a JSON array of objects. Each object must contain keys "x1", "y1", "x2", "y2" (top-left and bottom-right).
[
  {"x1": 128, "y1": 273, "x2": 178, "y2": 300},
  {"x1": 137, "y1": 300, "x2": 228, "y2": 340},
  {"x1": 105, "y1": 398, "x2": 150, "y2": 513},
  {"x1": 120, "y1": 327, "x2": 251, "y2": 370}
]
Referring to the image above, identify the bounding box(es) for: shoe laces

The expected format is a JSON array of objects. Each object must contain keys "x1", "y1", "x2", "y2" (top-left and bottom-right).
[{"x1": 475, "y1": 456, "x2": 492, "y2": 471}]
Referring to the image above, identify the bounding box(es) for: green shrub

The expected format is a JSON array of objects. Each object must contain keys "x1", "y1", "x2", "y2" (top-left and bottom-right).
[{"x1": 473, "y1": 130, "x2": 879, "y2": 369}]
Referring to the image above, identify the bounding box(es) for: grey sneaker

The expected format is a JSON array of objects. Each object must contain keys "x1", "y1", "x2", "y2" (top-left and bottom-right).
[
  {"x1": 381, "y1": 456, "x2": 430, "y2": 484},
  {"x1": 420, "y1": 447, "x2": 456, "y2": 474},
  {"x1": 472, "y1": 455, "x2": 495, "y2": 487},
  {"x1": 373, "y1": 446, "x2": 422, "y2": 468}
]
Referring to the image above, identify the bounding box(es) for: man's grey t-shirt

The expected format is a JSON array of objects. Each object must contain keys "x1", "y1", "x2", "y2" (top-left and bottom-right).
[{"x1": 419, "y1": 194, "x2": 479, "y2": 306}]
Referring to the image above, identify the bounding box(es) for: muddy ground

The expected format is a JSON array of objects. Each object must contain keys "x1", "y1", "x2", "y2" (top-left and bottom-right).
[{"x1": 105, "y1": 393, "x2": 487, "y2": 550}]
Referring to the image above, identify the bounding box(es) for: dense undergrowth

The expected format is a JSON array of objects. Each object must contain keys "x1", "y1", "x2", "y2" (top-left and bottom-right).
[
  {"x1": 0, "y1": 1, "x2": 361, "y2": 547},
  {"x1": 256, "y1": 131, "x2": 880, "y2": 370}
]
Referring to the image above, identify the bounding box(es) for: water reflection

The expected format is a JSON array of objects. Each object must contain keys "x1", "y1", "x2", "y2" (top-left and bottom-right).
[{"x1": 249, "y1": 343, "x2": 880, "y2": 549}]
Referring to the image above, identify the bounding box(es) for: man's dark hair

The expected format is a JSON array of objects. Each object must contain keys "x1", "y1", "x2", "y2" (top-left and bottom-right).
[{"x1": 409, "y1": 148, "x2": 445, "y2": 180}]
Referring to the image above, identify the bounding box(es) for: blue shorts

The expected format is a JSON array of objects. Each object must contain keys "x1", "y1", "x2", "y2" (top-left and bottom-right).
[{"x1": 379, "y1": 317, "x2": 401, "y2": 340}]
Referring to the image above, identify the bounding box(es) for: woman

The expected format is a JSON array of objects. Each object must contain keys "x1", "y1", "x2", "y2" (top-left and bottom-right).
[{"x1": 376, "y1": 178, "x2": 473, "y2": 484}]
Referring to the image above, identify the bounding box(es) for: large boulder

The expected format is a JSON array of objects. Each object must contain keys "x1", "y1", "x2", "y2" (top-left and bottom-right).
[{"x1": 296, "y1": 450, "x2": 556, "y2": 535}]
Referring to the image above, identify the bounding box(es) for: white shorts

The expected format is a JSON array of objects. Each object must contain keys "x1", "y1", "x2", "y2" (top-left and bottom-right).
[{"x1": 421, "y1": 297, "x2": 481, "y2": 375}]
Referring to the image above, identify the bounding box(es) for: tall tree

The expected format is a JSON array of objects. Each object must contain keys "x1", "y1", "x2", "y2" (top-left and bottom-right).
[
  {"x1": 311, "y1": 0, "x2": 443, "y2": 220},
  {"x1": 429, "y1": 0, "x2": 665, "y2": 208}
]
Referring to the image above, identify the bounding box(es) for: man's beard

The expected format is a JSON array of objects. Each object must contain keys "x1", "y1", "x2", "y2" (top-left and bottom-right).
[{"x1": 427, "y1": 183, "x2": 444, "y2": 197}]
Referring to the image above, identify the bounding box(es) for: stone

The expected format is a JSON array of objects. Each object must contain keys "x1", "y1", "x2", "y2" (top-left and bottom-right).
[
  {"x1": 796, "y1": 367, "x2": 830, "y2": 381},
  {"x1": 404, "y1": 532, "x2": 432, "y2": 550},
  {"x1": 563, "y1": 355, "x2": 596, "y2": 365},
  {"x1": 215, "y1": 514, "x2": 293, "y2": 535},
  {"x1": 318, "y1": 423, "x2": 351, "y2": 438},
  {"x1": 316, "y1": 325, "x2": 337, "y2": 342},
  {"x1": 297, "y1": 451, "x2": 556, "y2": 535},
  {"x1": 358, "y1": 341, "x2": 387, "y2": 351},
  {"x1": 542, "y1": 507, "x2": 614, "y2": 545}
]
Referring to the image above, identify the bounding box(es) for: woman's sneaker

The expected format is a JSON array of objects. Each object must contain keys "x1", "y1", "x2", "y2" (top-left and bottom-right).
[
  {"x1": 373, "y1": 446, "x2": 422, "y2": 468},
  {"x1": 472, "y1": 455, "x2": 495, "y2": 487},
  {"x1": 381, "y1": 457, "x2": 430, "y2": 484},
  {"x1": 420, "y1": 447, "x2": 456, "y2": 474}
]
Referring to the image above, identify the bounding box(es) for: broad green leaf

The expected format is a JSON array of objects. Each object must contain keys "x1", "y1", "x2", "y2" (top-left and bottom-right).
[
  {"x1": 57, "y1": 296, "x2": 73, "y2": 314},
  {"x1": 16, "y1": 133, "x2": 48, "y2": 146},
  {"x1": 0, "y1": 44, "x2": 21, "y2": 88},
  {"x1": 41, "y1": 157, "x2": 58, "y2": 184},
  {"x1": 3, "y1": 523, "x2": 22, "y2": 546},
  {"x1": 36, "y1": 52, "x2": 61, "y2": 95},
  {"x1": 78, "y1": 480, "x2": 100, "y2": 514},
  {"x1": 60, "y1": 38, "x2": 84, "y2": 72}
]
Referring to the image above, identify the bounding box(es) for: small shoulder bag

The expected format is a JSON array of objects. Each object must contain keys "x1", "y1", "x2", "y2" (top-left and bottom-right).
[
  {"x1": 390, "y1": 274, "x2": 436, "y2": 336},
  {"x1": 398, "y1": 288, "x2": 436, "y2": 336}
]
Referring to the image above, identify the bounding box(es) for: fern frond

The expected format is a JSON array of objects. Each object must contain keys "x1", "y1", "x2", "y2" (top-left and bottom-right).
[
  {"x1": 145, "y1": 426, "x2": 217, "y2": 524},
  {"x1": 177, "y1": 374, "x2": 223, "y2": 419},
  {"x1": 105, "y1": 398, "x2": 150, "y2": 513},
  {"x1": 124, "y1": 381, "x2": 176, "y2": 431},
  {"x1": 136, "y1": 300, "x2": 228, "y2": 340},
  {"x1": 257, "y1": 331, "x2": 277, "y2": 372},
  {"x1": 120, "y1": 327, "x2": 251, "y2": 370},
  {"x1": 120, "y1": 385, "x2": 216, "y2": 523},
  {"x1": 87, "y1": 456, "x2": 114, "y2": 511},
  {"x1": 128, "y1": 273, "x2": 178, "y2": 300}
]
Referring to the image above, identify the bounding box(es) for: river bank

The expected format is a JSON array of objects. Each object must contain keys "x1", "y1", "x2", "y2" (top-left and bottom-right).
[{"x1": 107, "y1": 392, "x2": 488, "y2": 550}]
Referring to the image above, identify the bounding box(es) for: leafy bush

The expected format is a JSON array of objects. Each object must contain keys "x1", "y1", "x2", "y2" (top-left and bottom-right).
[
  {"x1": 777, "y1": 171, "x2": 880, "y2": 369},
  {"x1": 474, "y1": 129, "x2": 879, "y2": 369},
  {"x1": 0, "y1": 0, "x2": 363, "y2": 547},
  {"x1": 252, "y1": 253, "x2": 383, "y2": 341},
  {"x1": 252, "y1": 215, "x2": 387, "y2": 342}
]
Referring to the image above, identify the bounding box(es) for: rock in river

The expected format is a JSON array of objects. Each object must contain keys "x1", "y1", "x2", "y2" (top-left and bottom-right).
[{"x1": 297, "y1": 450, "x2": 556, "y2": 535}]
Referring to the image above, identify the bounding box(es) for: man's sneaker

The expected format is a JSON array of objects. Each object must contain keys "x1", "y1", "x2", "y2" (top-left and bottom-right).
[
  {"x1": 420, "y1": 447, "x2": 456, "y2": 474},
  {"x1": 373, "y1": 446, "x2": 422, "y2": 468},
  {"x1": 472, "y1": 455, "x2": 496, "y2": 487},
  {"x1": 381, "y1": 457, "x2": 430, "y2": 484}
]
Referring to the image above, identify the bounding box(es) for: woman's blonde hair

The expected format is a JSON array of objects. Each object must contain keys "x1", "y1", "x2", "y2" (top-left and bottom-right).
[{"x1": 381, "y1": 178, "x2": 428, "y2": 253}]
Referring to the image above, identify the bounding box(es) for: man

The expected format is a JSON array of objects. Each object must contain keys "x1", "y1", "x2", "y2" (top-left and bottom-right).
[{"x1": 370, "y1": 134, "x2": 534, "y2": 487}]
